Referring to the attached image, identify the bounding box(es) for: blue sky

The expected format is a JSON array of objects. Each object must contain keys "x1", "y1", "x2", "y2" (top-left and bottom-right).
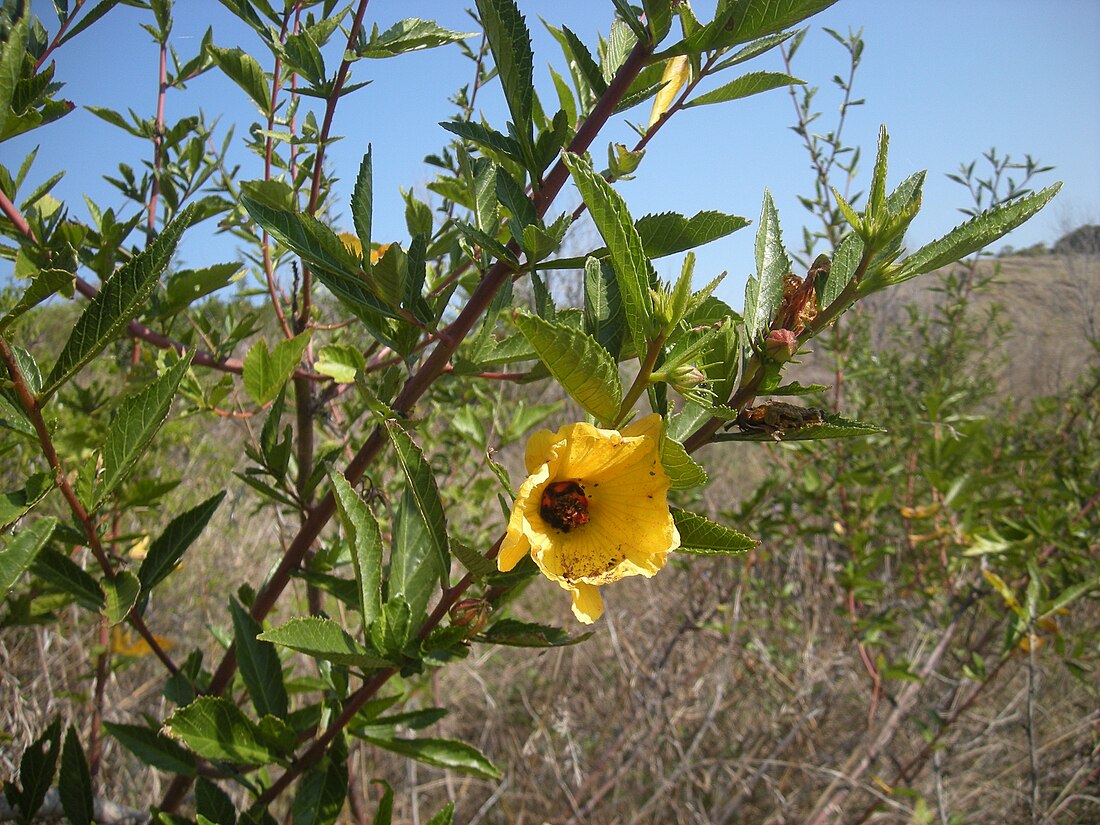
[{"x1": 12, "y1": 1, "x2": 1100, "y2": 308}]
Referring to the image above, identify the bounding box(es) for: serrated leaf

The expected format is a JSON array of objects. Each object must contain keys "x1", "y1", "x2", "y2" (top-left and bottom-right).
[
  {"x1": 138, "y1": 491, "x2": 225, "y2": 591},
  {"x1": 355, "y1": 18, "x2": 474, "y2": 58},
  {"x1": 195, "y1": 778, "x2": 235, "y2": 825},
  {"x1": 207, "y1": 45, "x2": 271, "y2": 116},
  {"x1": 1, "y1": 516, "x2": 56, "y2": 592},
  {"x1": 57, "y1": 0, "x2": 123, "y2": 47},
  {"x1": 293, "y1": 734, "x2": 347, "y2": 825},
  {"x1": 42, "y1": 204, "x2": 197, "y2": 398},
  {"x1": 385, "y1": 420, "x2": 449, "y2": 620},
  {"x1": 475, "y1": 0, "x2": 533, "y2": 133},
  {"x1": 7, "y1": 718, "x2": 60, "y2": 824},
  {"x1": 634, "y1": 210, "x2": 749, "y2": 258},
  {"x1": 98, "y1": 353, "x2": 192, "y2": 506},
  {"x1": 562, "y1": 152, "x2": 654, "y2": 359},
  {"x1": 685, "y1": 70, "x2": 803, "y2": 108},
  {"x1": 770, "y1": 381, "x2": 828, "y2": 397},
  {"x1": 583, "y1": 256, "x2": 625, "y2": 359},
  {"x1": 425, "y1": 803, "x2": 455, "y2": 825},
  {"x1": 230, "y1": 597, "x2": 288, "y2": 719},
  {"x1": 58, "y1": 728, "x2": 93, "y2": 825},
  {"x1": 101, "y1": 570, "x2": 140, "y2": 625},
  {"x1": 356, "y1": 734, "x2": 501, "y2": 780},
  {"x1": 330, "y1": 473, "x2": 383, "y2": 625},
  {"x1": 515, "y1": 313, "x2": 622, "y2": 423},
  {"x1": 661, "y1": 437, "x2": 707, "y2": 489},
  {"x1": 451, "y1": 539, "x2": 497, "y2": 580},
  {"x1": 351, "y1": 149, "x2": 372, "y2": 260},
  {"x1": 258, "y1": 616, "x2": 392, "y2": 669},
  {"x1": 818, "y1": 232, "x2": 862, "y2": 308},
  {"x1": 31, "y1": 548, "x2": 104, "y2": 611},
  {"x1": 478, "y1": 618, "x2": 593, "y2": 647},
  {"x1": 163, "y1": 696, "x2": 279, "y2": 765},
  {"x1": 103, "y1": 722, "x2": 197, "y2": 775},
  {"x1": 159, "y1": 262, "x2": 242, "y2": 317},
  {"x1": 743, "y1": 189, "x2": 790, "y2": 339},
  {"x1": 314, "y1": 343, "x2": 364, "y2": 384},
  {"x1": 0, "y1": 15, "x2": 28, "y2": 138},
  {"x1": 0, "y1": 269, "x2": 74, "y2": 333},
  {"x1": 713, "y1": 411, "x2": 885, "y2": 441},
  {"x1": 439, "y1": 120, "x2": 521, "y2": 163},
  {"x1": 892, "y1": 183, "x2": 1062, "y2": 282},
  {"x1": 243, "y1": 331, "x2": 311, "y2": 406},
  {"x1": 672, "y1": 508, "x2": 756, "y2": 554}
]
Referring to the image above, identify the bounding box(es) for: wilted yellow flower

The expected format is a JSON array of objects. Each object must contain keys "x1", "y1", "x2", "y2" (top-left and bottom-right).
[
  {"x1": 648, "y1": 55, "x2": 691, "y2": 129},
  {"x1": 499, "y1": 414, "x2": 680, "y2": 623},
  {"x1": 339, "y1": 231, "x2": 362, "y2": 258},
  {"x1": 339, "y1": 232, "x2": 392, "y2": 266},
  {"x1": 110, "y1": 626, "x2": 175, "y2": 658}
]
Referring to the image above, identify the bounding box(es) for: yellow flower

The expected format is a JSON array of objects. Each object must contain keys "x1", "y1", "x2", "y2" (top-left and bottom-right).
[
  {"x1": 648, "y1": 55, "x2": 691, "y2": 129},
  {"x1": 339, "y1": 232, "x2": 392, "y2": 266},
  {"x1": 499, "y1": 414, "x2": 680, "y2": 623}
]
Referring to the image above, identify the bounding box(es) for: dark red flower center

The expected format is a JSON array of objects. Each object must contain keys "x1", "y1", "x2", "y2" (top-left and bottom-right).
[{"x1": 540, "y1": 480, "x2": 590, "y2": 532}]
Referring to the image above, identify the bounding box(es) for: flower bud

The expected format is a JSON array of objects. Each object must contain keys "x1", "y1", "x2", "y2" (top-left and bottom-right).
[
  {"x1": 449, "y1": 598, "x2": 491, "y2": 635},
  {"x1": 763, "y1": 329, "x2": 799, "y2": 363}
]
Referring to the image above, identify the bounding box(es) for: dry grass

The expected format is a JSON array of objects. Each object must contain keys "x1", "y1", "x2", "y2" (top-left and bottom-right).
[{"x1": 2, "y1": 254, "x2": 1098, "y2": 824}]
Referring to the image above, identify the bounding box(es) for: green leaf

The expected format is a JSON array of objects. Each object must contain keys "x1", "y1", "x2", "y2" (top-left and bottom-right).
[
  {"x1": 475, "y1": 0, "x2": 533, "y2": 133},
  {"x1": 355, "y1": 734, "x2": 501, "y2": 781},
  {"x1": 354, "y1": 18, "x2": 474, "y2": 58},
  {"x1": 1, "y1": 516, "x2": 56, "y2": 592},
  {"x1": 672, "y1": 509, "x2": 756, "y2": 554},
  {"x1": 195, "y1": 778, "x2": 235, "y2": 825},
  {"x1": 58, "y1": 728, "x2": 93, "y2": 825},
  {"x1": 230, "y1": 597, "x2": 288, "y2": 719},
  {"x1": 163, "y1": 696, "x2": 280, "y2": 766},
  {"x1": 743, "y1": 189, "x2": 790, "y2": 339},
  {"x1": 330, "y1": 473, "x2": 383, "y2": 626},
  {"x1": 103, "y1": 721, "x2": 197, "y2": 776},
  {"x1": 42, "y1": 204, "x2": 196, "y2": 398},
  {"x1": 891, "y1": 183, "x2": 1062, "y2": 282},
  {"x1": 478, "y1": 618, "x2": 593, "y2": 647},
  {"x1": 451, "y1": 539, "x2": 497, "y2": 580},
  {"x1": 58, "y1": 0, "x2": 124, "y2": 47},
  {"x1": 770, "y1": 381, "x2": 828, "y2": 397},
  {"x1": 515, "y1": 313, "x2": 622, "y2": 423},
  {"x1": 818, "y1": 232, "x2": 862, "y2": 308},
  {"x1": 315, "y1": 344, "x2": 364, "y2": 384},
  {"x1": 293, "y1": 734, "x2": 347, "y2": 825},
  {"x1": 0, "y1": 14, "x2": 28, "y2": 138},
  {"x1": 351, "y1": 149, "x2": 372, "y2": 261},
  {"x1": 583, "y1": 256, "x2": 625, "y2": 359},
  {"x1": 101, "y1": 570, "x2": 140, "y2": 626},
  {"x1": 562, "y1": 152, "x2": 654, "y2": 358},
  {"x1": 0, "y1": 269, "x2": 74, "y2": 333},
  {"x1": 706, "y1": 0, "x2": 838, "y2": 51},
  {"x1": 685, "y1": 70, "x2": 803, "y2": 108},
  {"x1": 661, "y1": 437, "x2": 707, "y2": 489},
  {"x1": 138, "y1": 491, "x2": 225, "y2": 592},
  {"x1": 0, "y1": 470, "x2": 52, "y2": 530},
  {"x1": 634, "y1": 210, "x2": 749, "y2": 258},
  {"x1": 207, "y1": 45, "x2": 271, "y2": 116},
  {"x1": 425, "y1": 803, "x2": 455, "y2": 825},
  {"x1": 370, "y1": 780, "x2": 394, "y2": 825},
  {"x1": 31, "y1": 548, "x2": 104, "y2": 611},
  {"x1": 385, "y1": 419, "x2": 450, "y2": 613},
  {"x1": 713, "y1": 411, "x2": 885, "y2": 441},
  {"x1": 258, "y1": 617, "x2": 393, "y2": 669},
  {"x1": 439, "y1": 120, "x2": 521, "y2": 163},
  {"x1": 243, "y1": 332, "x2": 311, "y2": 406},
  {"x1": 5, "y1": 718, "x2": 61, "y2": 824},
  {"x1": 158, "y1": 262, "x2": 242, "y2": 317},
  {"x1": 98, "y1": 353, "x2": 193, "y2": 506}
]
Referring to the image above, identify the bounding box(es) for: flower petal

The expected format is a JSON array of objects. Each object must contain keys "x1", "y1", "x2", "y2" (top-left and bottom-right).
[
  {"x1": 525, "y1": 428, "x2": 564, "y2": 474},
  {"x1": 621, "y1": 412, "x2": 664, "y2": 440},
  {"x1": 570, "y1": 582, "x2": 604, "y2": 624}
]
